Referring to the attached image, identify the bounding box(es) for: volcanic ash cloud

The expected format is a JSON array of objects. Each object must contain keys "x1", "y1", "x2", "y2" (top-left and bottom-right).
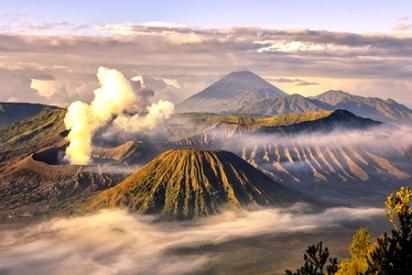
[{"x1": 64, "y1": 66, "x2": 174, "y2": 164}]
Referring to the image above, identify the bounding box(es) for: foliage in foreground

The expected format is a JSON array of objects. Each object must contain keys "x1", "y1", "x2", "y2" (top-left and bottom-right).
[
  {"x1": 285, "y1": 186, "x2": 412, "y2": 275},
  {"x1": 336, "y1": 227, "x2": 375, "y2": 275},
  {"x1": 366, "y1": 186, "x2": 412, "y2": 274},
  {"x1": 285, "y1": 241, "x2": 338, "y2": 275}
]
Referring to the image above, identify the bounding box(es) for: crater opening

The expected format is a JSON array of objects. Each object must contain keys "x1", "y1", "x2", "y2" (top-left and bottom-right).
[{"x1": 32, "y1": 145, "x2": 68, "y2": 165}]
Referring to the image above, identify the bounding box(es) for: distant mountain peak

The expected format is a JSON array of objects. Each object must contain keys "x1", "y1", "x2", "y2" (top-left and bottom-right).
[
  {"x1": 314, "y1": 90, "x2": 412, "y2": 122},
  {"x1": 207, "y1": 70, "x2": 285, "y2": 96},
  {"x1": 176, "y1": 71, "x2": 287, "y2": 113},
  {"x1": 323, "y1": 89, "x2": 349, "y2": 94},
  {"x1": 319, "y1": 90, "x2": 353, "y2": 98},
  {"x1": 226, "y1": 70, "x2": 265, "y2": 79}
]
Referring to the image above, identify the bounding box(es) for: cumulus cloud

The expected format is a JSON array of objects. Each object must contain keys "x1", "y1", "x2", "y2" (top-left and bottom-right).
[
  {"x1": 0, "y1": 206, "x2": 383, "y2": 275},
  {"x1": 30, "y1": 78, "x2": 63, "y2": 97}
]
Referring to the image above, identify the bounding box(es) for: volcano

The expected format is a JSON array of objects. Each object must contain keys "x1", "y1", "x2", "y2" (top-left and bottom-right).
[
  {"x1": 176, "y1": 70, "x2": 287, "y2": 113},
  {"x1": 84, "y1": 149, "x2": 301, "y2": 219}
]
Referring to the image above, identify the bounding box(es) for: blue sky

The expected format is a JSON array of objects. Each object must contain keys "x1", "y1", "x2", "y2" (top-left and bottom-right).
[{"x1": 1, "y1": 0, "x2": 410, "y2": 32}]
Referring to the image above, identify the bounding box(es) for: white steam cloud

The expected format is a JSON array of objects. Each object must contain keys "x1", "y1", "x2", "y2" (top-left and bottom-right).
[
  {"x1": 64, "y1": 67, "x2": 174, "y2": 164},
  {"x1": 0, "y1": 206, "x2": 383, "y2": 275},
  {"x1": 113, "y1": 100, "x2": 174, "y2": 133}
]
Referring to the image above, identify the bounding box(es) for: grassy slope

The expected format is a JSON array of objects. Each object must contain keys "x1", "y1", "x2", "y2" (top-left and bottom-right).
[
  {"x1": 83, "y1": 149, "x2": 300, "y2": 219},
  {"x1": 0, "y1": 108, "x2": 67, "y2": 164}
]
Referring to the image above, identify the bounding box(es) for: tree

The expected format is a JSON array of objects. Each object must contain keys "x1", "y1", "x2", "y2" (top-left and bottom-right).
[
  {"x1": 336, "y1": 227, "x2": 375, "y2": 275},
  {"x1": 285, "y1": 241, "x2": 338, "y2": 275},
  {"x1": 366, "y1": 186, "x2": 412, "y2": 274}
]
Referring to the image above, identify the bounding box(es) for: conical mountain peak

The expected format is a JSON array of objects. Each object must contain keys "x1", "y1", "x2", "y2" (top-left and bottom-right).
[
  {"x1": 83, "y1": 149, "x2": 301, "y2": 220},
  {"x1": 176, "y1": 71, "x2": 287, "y2": 113}
]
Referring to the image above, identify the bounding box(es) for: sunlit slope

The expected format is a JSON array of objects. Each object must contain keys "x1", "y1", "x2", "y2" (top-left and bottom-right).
[
  {"x1": 169, "y1": 111, "x2": 334, "y2": 140},
  {"x1": 174, "y1": 110, "x2": 380, "y2": 146},
  {"x1": 0, "y1": 108, "x2": 67, "y2": 164},
  {"x1": 242, "y1": 143, "x2": 409, "y2": 185},
  {"x1": 85, "y1": 149, "x2": 301, "y2": 219},
  {"x1": 173, "y1": 111, "x2": 410, "y2": 187}
]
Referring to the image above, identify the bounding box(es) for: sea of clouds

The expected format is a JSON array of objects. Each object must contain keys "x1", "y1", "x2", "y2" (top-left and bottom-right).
[{"x1": 0, "y1": 205, "x2": 383, "y2": 275}]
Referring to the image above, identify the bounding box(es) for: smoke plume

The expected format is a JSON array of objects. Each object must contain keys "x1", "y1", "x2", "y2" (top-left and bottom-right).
[{"x1": 64, "y1": 67, "x2": 174, "y2": 164}]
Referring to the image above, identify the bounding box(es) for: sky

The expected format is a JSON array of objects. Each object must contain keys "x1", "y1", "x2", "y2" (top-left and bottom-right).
[
  {"x1": 0, "y1": 0, "x2": 411, "y2": 106},
  {"x1": 1, "y1": 1, "x2": 410, "y2": 32}
]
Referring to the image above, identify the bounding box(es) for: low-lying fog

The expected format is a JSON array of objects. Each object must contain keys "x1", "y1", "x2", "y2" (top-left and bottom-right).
[
  {"x1": 225, "y1": 124, "x2": 412, "y2": 153},
  {"x1": 0, "y1": 205, "x2": 383, "y2": 275}
]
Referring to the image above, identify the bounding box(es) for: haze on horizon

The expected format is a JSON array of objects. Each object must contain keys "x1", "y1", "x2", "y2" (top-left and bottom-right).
[{"x1": 0, "y1": 0, "x2": 411, "y2": 107}]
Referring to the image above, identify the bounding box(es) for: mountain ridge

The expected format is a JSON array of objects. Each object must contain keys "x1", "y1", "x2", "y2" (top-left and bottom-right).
[
  {"x1": 174, "y1": 110, "x2": 381, "y2": 147},
  {"x1": 313, "y1": 90, "x2": 412, "y2": 122},
  {"x1": 176, "y1": 71, "x2": 412, "y2": 122}
]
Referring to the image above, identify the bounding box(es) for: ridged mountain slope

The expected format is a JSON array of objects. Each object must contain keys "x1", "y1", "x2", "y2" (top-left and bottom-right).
[{"x1": 84, "y1": 149, "x2": 301, "y2": 219}]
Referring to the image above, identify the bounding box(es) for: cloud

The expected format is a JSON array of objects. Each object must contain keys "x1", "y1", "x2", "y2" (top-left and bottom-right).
[
  {"x1": 113, "y1": 100, "x2": 174, "y2": 133},
  {"x1": 0, "y1": 206, "x2": 383, "y2": 275},
  {"x1": 0, "y1": 14, "x2": 92, "y2": 36},
  {"x1": 64, "y1": 67, "x2": 174, "y2": 164},
  {"x1": 64, "y1": 67, "x2": 138, "y2": 164},
  {"x1": 30, "y1": 78, "x2": 63, "y2": 97},
  {"x1": 270, "y1": 77, "x2": 320, "y2": 86},
  {"x1": 0, "y1": 23, "x2": 412, "y2": 106},
  {"x1": 393, "y1": 16, "x2": 412, "y2": 31},
  {"x1": 217, "y1": 124, "x2": 412, "y2": 155},
  {"x1": 393, "y1": 23, "x2": 412, "y2": 31}
]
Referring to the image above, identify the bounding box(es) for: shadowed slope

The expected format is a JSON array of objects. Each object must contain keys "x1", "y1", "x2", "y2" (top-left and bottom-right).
[
  {"x1": 0, "y1": 102, "x2": 59, "y2": 128},
  {"x1": 0, "y1": 154, "x2": 127, "y2": 219},
  {"x1": 85, "y1": 149, "x2": 301, "y2": 219}
]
